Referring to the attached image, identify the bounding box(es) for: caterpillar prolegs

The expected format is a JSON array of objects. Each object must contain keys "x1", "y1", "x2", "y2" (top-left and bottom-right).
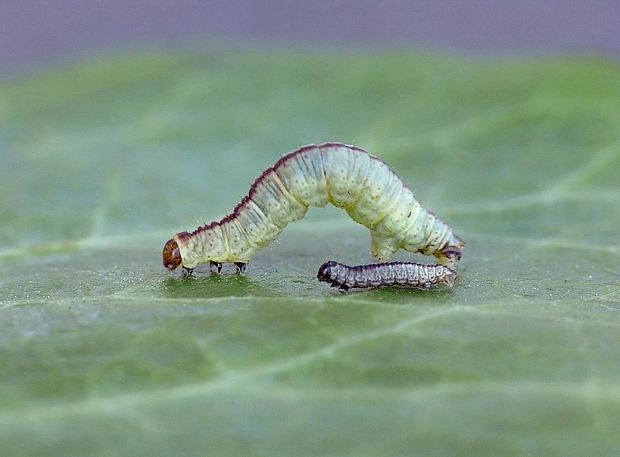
[
  {"x1": 317, "y1": 261, "x2": 456, "y2": 291},
  {"x1": 162, "y1": 142, "x2": 464, "y2": 276}
]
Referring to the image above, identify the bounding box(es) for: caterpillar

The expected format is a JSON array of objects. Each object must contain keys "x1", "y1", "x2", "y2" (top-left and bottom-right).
[
  {"x1": 317, "y1": 260, "x2": 457, "y2": 291},
  {"x1": 162, "y1": 142, "x2": 464, "y2": 275}
]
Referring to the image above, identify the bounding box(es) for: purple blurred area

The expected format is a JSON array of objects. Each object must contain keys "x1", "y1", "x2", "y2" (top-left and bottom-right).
[{"x1": 2, "y1": 0, "x2": 620, "y2": 72}]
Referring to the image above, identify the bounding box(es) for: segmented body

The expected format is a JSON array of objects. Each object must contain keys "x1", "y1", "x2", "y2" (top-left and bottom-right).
[
  {"x1": 317, "y1": 260, "x2": 456, "y2": 291},
  {"x1": 163, "y1": 142, "x2": 463, "y2": 273}
]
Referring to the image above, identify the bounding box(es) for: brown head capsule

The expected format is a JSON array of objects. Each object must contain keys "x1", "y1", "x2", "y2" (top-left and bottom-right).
[{"x1": 162, "y1": 238, "x2": 182, "y2": 270}]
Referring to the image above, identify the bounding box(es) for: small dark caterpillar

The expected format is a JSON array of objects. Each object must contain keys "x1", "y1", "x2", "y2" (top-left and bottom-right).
[
  {"x1": 317, "y1": 260, "x2": 456, "y2": 291},
  {"x1": 163, "y1": 142, "x2": 464, "y2": 275}
]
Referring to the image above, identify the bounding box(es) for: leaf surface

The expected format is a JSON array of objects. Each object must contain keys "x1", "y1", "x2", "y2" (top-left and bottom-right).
[{"x1": 1, "y1": 51, "x2": 619, "y2": 456}]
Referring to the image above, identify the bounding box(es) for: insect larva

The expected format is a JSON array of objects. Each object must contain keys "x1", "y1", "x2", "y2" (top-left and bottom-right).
[
  {"x1": 162, "y1": 142, "x2": 464, "y2": 275},
  {"x1": 317, "y1": 260, "x2": 456, "y2": 291}
]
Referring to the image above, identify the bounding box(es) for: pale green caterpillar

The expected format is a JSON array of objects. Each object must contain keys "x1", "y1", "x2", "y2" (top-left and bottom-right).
[{"x1": 162, "y1": 142, "x2": 464, "y2": 275}]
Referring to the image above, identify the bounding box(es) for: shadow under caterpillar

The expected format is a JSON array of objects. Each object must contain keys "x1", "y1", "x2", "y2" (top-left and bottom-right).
[
  {"x1": 317, "y1": 260, "x2": 456, "y2": 291},
  {"x1": 163, "y1": 142, "x2": 464, "y2": 279}
]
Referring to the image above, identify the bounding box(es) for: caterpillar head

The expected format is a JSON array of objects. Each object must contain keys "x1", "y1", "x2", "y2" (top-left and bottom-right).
[
  {"x1": 317, "y1": 261, "x2": 338, "y2": 282},
  {"x1": 162, "y1": 238, "x2": 182, "y2": 270}
]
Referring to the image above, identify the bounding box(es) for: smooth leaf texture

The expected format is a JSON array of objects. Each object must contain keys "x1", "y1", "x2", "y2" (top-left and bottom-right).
[{"x1": 1, "y1": 49, "x2": 619, "y2": 456}]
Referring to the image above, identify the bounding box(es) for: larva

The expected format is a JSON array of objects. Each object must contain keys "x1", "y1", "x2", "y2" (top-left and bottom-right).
[
  {"x1": 317, "y1": 260, "x2": 456, "y2": 291},
  {"x1": 162, "y1": 142, "x2": 464, "y2": 275}
]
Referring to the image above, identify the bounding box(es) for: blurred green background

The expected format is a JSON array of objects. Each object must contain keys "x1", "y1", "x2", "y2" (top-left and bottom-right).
[
  {"x1": 1, "y1": 3, "x2": 620, "y2": 454},
  {"x1": 1, "y1": 48, "x2": 619, "y2": 457}
]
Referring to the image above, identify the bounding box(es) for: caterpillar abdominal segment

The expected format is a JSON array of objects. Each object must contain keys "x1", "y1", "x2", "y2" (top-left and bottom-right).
[
  {"x1": 162, "y1": 142, "x2": 464, "y2": 274},
  {"x1": 317, "y1": 261, "x2": 456, "y2": 291}
]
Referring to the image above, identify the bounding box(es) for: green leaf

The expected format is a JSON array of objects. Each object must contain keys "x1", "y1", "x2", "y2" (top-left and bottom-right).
[{"x1": 1, "y1": 50, "x2": 619, "y2": 456}]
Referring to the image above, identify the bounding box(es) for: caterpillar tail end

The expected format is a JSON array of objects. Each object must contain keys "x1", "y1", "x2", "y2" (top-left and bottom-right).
[
  {"x1": 442, "y1": 267, "x2": 457, "y2": 288},
  {"x1": 162, "y1": 238, "x2": 182, "y2": 271},
  {"x1": 437, "y1": 246, "x2": 462, "y2": 269},
  {"x1": 436, "y1": 234, "x2": 465, "y2": 269}
]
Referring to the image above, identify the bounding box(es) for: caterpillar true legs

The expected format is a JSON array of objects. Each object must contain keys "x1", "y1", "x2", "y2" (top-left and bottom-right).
[{"x1": 162, "y1": 142, "x2": 464, "y2": 276}]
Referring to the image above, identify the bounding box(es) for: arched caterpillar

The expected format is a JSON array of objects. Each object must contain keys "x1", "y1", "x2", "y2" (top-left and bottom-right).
[
  {"x1": 163, "y1": 142, "x2": 464, "y2": 275},
  {"x1": 317, "y1": 260, "x2": 456, "y2": 291}
]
